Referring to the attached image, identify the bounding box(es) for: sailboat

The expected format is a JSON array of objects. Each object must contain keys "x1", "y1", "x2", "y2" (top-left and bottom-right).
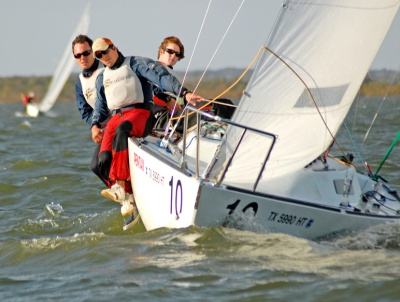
[
  {"x1": 127, "y1": 0, "x2": 400, "y2": 239},
  {"x1": 26, "y1": 5, "x2": 90, "y2": 118}
]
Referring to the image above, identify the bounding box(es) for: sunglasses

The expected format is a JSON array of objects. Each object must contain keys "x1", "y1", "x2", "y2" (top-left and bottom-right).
[
  {"x1": 95, "y1": 45, "x2": 113, "y2": 60},
  {"x1": 164, "y1": 48, "x2": 182, "y2": 58},
  {"x1": 73, "y1": 49, "x2": 93, "y2": 59}
]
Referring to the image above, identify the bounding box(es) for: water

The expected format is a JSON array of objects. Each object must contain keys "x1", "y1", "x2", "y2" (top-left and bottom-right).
[{"x1": 1, "y1": 98, "x2": 400, "y2": 301}]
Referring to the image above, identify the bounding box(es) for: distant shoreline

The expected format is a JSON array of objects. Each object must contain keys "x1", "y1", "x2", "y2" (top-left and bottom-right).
[{"x1": 0, "y1": 68, "x2": 399, "y2": 104}]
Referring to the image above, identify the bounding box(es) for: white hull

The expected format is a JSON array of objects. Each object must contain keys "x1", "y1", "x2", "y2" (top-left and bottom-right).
[
  {"x1": 194, "y1": 185, "x2": 400, "y2": 239},
  {"x1": 129, "y1": 137, "x2": 200, "y2": 230},
  {"x1": 25, "y1": 103, "x2": 40, "y2": 118},
  {"x1": 128, "y1": 133, "x2": 400, "y2": 239}
]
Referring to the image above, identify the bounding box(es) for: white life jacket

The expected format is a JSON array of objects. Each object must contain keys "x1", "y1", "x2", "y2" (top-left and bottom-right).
[
  {"x1": 103, "y1": 57, "x2": 144, "y2": 110},
  {"x1": 79, "y1": 67, "x2": 104, "y2": 109}
]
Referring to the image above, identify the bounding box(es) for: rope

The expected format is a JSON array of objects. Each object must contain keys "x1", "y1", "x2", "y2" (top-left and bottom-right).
[
  {"x1": 169, "y1": 45, "x2": 263, "y2": 121},
  {"x1": 191, "y1": 0, "x2": 246, "y2": 94},
  {"x1": 343, "y1": 121, "x2": 372, "y2": 176},
  {"x1": 168, "y1": 0, "x2": 246, "y2": 125},
  {"x1": 260, "y1": 46, "x2": 348, "y2": 160},
  {"x1": 170, "y1": 45, "x2": 349, "y2": 162},
  {"x1": 165, "y1": 0, "x2": 214, "y2": 137},
  {"x1": 363, "y1": 65, "x2": 400, "y2": 143},
  {"x1": 373, "y1": 130, "x2": 400, "y2": 180}
]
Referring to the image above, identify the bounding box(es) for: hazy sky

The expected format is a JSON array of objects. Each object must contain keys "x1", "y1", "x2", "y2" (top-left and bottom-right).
[{"x1": 1, "y1": 0, "x2": 399, "y2": 77}]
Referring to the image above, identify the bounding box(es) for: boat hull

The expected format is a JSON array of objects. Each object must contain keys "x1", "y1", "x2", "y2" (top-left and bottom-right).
[
  {"x1": 128, "y1": 138, "x2": 400, "y2": 239},
  {"x1": 195, "y1": 185, "x2": 400, "y2": 239},
  {"x1": 129, "y1": 138, "x2": 200, "y2": 231},
  {"x1": 25, "y1": 103, "x2": 40, "y2": 118}
]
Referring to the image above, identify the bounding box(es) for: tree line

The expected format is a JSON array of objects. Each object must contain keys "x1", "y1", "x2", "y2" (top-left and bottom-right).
[{"x1": 0, "y1": 69, "x2": 399, "y2": 104}]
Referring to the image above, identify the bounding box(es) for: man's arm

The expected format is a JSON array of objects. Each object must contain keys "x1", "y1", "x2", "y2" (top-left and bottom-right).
[
  {"x1": 75, "y1": 78, "x2": 93, "y2": 125},
  {"x1": 91, "y1": 72, "x2": 109, "y2": 128},
  {"x1": 91, "y1": 72, "x2": 109, "y2": 144},
  {"x1": 133, "y1": 57, "x2": 186, "y2": 97}
]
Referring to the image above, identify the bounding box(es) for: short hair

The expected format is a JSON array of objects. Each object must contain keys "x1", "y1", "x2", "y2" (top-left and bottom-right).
[
  {"x1": 158, "y1": 36, "x2": 185, "y2": 60},
  {"x1": 72, "y1": 35, "x2": 93, "y2": 53}
]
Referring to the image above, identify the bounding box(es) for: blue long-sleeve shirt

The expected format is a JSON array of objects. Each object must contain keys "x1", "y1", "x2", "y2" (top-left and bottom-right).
[{"x1": 92, "y1": 53, "x2": 186, "y2": 127}]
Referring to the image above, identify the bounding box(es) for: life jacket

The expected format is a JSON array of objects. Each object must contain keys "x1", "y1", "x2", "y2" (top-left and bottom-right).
[
  {"x1": 79, "y1": 67, "x2": 104, "y2": 108},
  {"x1": 103, "y1": 56, "x2": 144, "y2": 110}
]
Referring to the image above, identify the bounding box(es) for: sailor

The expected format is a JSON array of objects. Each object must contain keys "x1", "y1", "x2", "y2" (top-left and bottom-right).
[
  {"x1": 153, "y1": 36, "x2": 186, "y2": 130},
  {"x1": 27, "y1": 91, "x2": 36, "y2": 104},
  {"x1": 72, "y1": 35, "x2": 111, "y2": 188},
  {"x1": 21, "y1": 93, "x2": 30, "y2": 107},
  {"x1": 154, "y1": 36, "x2": 236, "y2": 131},
  {"x1": 90, "y1": 37, "x2": 203, "y2": 218}
]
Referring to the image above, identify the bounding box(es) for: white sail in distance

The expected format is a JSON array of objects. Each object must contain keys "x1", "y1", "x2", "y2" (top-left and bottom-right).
[{"x1": 38, "y1": 4, "x2": 91, "y2": 113}]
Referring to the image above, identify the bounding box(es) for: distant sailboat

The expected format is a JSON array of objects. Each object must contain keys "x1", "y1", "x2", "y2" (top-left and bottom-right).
[{"x1": 26, "y1": 5, "x2": 91, "y2": 117}]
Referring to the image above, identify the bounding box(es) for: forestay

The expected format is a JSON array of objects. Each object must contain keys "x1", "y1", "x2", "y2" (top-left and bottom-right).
[{"x1": 208, "y1": 0, "x2": 399, "y2": 190}]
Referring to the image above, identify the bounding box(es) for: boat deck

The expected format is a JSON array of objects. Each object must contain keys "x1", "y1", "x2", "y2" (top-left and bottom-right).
[{"x1": 142, "y1": 126, "x2": 222, "y2": 177}]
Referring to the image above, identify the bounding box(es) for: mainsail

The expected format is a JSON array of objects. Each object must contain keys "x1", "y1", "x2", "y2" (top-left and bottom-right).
[
  {"x1": 38, "y1": 4, "x2": 91, "y2": 113},
  {"x1": 210, "y1": 0, "x2": 399, "y2": 189}
]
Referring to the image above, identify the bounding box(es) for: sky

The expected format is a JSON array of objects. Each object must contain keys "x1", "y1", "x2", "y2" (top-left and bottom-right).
[{"x1": 1, "y1": 0, "x2": 399, "y2": 77}]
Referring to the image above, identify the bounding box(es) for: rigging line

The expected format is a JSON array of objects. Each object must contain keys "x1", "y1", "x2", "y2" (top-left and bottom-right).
[
  {"x1": 373, "y1": 130, "x2": 400, "y2": 180},
  {"x1": 168, "y1": 0, "x2": 246, "y2": 128},
  {"x1": 164, "y1": 0, "x2": 214, "y2": 137},
  {"x1": 362, "y1": 64, "x2": 400, "y2": 143},
  {"x1": 180, "y1": 0, "x2": 212, "y2": 89},
  {"x1": 211, "y1": 100, "x2": 237, "y2": 107},
  {"x1": 262, "y1": 46, "x2": 348, "y2": 159},
  {"x1": 191, "y1": 0, "x2": 246, "y2": 94},
  {"x1": 169, "y1": 45, "x2": 264, "y2": 122},
  {"x1": 353, "y1": 95, "x2": 361, "y2": 132},
  {"x1": 351, "y1": 93, "x2": 361, "y2": 133},
  {"x1": 343, "y1": 121, "x2": 372, "y2": 176}
]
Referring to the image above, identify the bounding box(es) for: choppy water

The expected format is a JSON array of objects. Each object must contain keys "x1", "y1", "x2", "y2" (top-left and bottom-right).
[{"x1": 1, "y1": 97, "x2": 400, "y2": 301}]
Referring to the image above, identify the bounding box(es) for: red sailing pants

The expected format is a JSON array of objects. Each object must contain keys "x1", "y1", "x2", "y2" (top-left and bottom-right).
[{"x1": 99, "y1": 108, "x2": 153, "y2": 194}]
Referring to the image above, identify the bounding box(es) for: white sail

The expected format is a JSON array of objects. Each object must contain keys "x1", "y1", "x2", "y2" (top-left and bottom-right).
[
  {"x1": 38, "y1": 4, "x2": 91, "y2": 113},
  {"x1": 210, "y1": 0, "x2": 399, "y2": 189}
]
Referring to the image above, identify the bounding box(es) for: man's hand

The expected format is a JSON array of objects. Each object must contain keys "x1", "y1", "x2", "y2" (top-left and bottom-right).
[
  {"x1": 185, "y1": 92, "x2": 203, "y2": 106},
  {"x1": 91, "y1": 125, "x2": 103, "y2": 144}
]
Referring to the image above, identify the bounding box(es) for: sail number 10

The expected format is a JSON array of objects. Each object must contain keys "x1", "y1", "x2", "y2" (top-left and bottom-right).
[{"x1": 169, "y1": 176, "x2": 183, "y2": 217}]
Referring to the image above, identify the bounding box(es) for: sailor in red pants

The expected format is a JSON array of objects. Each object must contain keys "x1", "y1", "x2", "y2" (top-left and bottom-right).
[{"x1": 90, "y1": 37, "x2": 202, "y2": 218}]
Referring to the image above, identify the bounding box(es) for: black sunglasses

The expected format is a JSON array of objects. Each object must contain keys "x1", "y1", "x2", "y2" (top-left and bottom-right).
[
  {"x1": 95, "y1": 45, "x2": 113, "y2": 60},
  {"x1": 164, "y1": 48, "x2": 183, "y2": 58},
  {"x1": 74, "y1": 49, "x2": 93, "y2": 59}
]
